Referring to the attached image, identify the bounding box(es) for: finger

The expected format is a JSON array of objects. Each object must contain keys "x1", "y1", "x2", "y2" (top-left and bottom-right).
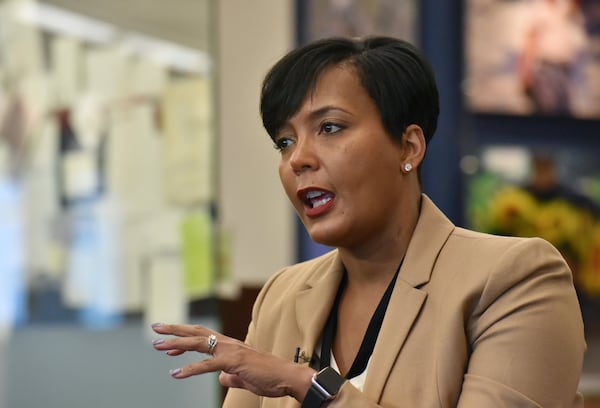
[
  {"x1": 219, "y1": 371, "x2": 245, "y2": 388},
  {"x1": 151, "y1": 341, "x2": 186, "y2": 356},
  {"x1": 153, "y1": 336, "x2": 214, "y2": 354},
  {"x1": 151, "y1": 322, "x2": 211, "y2": 337},
  {"x1": 165, "y1": 349, "x2": 185, "y2": 356},
  {"x1": 169, "y1": 357, "x2": 223, "y2": 379}
]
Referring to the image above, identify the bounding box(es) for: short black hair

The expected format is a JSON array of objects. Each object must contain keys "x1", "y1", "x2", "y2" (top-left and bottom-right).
[{"x1": 260, "y1": 36, "x2": 439, "y2": 145}]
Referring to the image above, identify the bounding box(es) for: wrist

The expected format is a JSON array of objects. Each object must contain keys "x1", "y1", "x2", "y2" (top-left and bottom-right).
[
  {"x1": 301, "y1": 367, "x2": 345, "y2": 407},
  {"x1": 286, "y1": 364, "x2": 316, "y2": 402}
]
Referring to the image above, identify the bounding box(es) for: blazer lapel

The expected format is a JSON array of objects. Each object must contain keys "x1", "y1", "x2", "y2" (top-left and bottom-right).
[
  {"x1": 363, "y1": 280, "x2": 427, "y2": 400},
  {"x1": 363, "y1": 194, "x2": 455, "y2": 401},
  {"x1": 295, "y1": 252, "x2": 344, "y2": 365}
]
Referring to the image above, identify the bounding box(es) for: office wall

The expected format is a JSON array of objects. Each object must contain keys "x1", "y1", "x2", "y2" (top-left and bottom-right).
[{"x1": 217, "y1": 0, "x2": 295, "y2": 287}]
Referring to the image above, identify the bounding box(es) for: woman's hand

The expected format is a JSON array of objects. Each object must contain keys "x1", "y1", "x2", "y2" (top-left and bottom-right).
[{"x1": 151, "y1": 323, "x2": 314, "y2": 401}]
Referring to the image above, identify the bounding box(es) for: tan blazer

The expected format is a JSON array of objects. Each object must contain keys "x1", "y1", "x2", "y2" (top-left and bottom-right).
[{"x1": 223, "y1": 195, "x2": 585, "y2": 407}]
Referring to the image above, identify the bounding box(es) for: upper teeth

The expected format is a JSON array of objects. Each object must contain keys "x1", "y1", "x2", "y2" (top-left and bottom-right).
[{"x1": 306, "y1": 191, "x2": 323, "y2": 199}]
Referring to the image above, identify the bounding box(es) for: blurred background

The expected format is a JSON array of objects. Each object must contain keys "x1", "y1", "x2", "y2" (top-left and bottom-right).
[{"x1": 0, "y1": 0, "x2": 599, "y2": 407}]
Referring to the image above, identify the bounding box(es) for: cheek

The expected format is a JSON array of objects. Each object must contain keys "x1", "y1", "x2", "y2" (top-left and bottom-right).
[{"x1": 340, "y1": 151, "x2": 399, "y2": 198}]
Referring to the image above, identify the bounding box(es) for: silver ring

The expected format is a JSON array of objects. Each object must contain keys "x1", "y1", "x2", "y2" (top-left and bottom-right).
[{"x1": 207, "y1": 334, "x2": 218, "y2": 354}]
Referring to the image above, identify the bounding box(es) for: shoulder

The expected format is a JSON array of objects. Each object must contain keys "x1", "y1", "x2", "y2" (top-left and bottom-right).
[
  {"x1": 441, "y1": 232, "x2": 585, "y2": 406},
  {"x1": 243, "y1": 250, "x2": 341, "y2": 351},
  {"x1": 263, "y1": 249, "x2": 339, "y2": 290},
  {"x1": 439, "y1": 227, "x2": 574, "y2": 310},
  {"x1": 446, "y1": 227, "x2": 564, "y2": 266},
  {"x1": 430, "y1": 226, "x2": 573, "y2": 299},
  {"x1": 251, "y1": 249, "x2": 340, "y2": 310}
]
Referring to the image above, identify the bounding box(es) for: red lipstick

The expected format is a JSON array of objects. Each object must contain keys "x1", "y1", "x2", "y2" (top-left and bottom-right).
[{"x1": 297, "y1": 188, "x2": 335, "y2": 217}]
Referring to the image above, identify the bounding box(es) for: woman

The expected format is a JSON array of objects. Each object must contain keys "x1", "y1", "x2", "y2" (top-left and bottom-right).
[{"x1": 152, "y1": 37, "x2": 585, "y2": 407}]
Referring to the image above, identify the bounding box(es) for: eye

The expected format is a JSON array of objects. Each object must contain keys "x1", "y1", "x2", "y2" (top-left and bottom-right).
[
  {"x1": 320, "y1": 122, "x2": 344, "y2": 134},
  {"x1": 273, "y1": 137, "x2": 294, "y2": 152}
]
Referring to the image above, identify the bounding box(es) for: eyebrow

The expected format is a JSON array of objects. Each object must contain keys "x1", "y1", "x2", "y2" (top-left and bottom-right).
[
  {"x1": 306, "y1": 105, "x2": 352, "y2": 121},
  {"x1": 276, "y1": 105, "x2": 352, "y2": 137}
]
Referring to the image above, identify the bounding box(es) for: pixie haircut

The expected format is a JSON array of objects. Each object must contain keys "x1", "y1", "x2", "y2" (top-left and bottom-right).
[{"x1": 260, "y1": 36, "x2": 440, "y2": 145}]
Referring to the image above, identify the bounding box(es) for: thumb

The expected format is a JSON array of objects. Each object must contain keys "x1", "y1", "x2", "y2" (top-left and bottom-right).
[{"x1": 219, "y1": 371, "x2": 245, "y2": 389}]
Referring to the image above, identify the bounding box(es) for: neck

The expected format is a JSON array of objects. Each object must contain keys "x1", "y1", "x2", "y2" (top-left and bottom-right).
[{"x1": 339, "y1": 193, "x2": 421, "y2": 287}]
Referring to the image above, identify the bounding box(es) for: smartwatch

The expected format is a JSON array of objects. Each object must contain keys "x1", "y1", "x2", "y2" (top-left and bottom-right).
[{"x1": 301, "y1": 367, "x2": 345, "y2": 407}]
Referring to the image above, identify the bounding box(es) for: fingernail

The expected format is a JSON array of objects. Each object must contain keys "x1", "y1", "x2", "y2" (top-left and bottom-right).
[
  {"x1": 169, "y1": 368, "x2": 182, "y2": 377},
  {"x1": 152, "y1": 339, "x2": 165, "y2": 345},
  {"x1": 151, "y1": 322, "x2": 163, "y2": 328}
]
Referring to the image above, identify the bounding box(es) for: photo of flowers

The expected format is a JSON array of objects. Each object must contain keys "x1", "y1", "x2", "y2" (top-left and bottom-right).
[
  {"x1": 464, "y1": 0, "x2": 600, "y2": 118},
  {"x1": 465, "y1": 145, "x2": 600, "y2": 324}
]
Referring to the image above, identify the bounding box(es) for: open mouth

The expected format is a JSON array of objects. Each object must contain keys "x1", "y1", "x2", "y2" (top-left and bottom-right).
[{"x1": 301, "y1": 189, "x2": 334, "y2": 209}]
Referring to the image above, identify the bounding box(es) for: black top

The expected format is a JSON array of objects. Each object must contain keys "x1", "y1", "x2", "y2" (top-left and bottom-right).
[{"x1": 319, "y1": 260, "x2": 402, "y2": 379}]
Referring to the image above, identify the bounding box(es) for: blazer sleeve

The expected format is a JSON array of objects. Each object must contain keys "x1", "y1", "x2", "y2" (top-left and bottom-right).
[{"x1": 457, "y1": 238, "x2": 585, "y2": 407}]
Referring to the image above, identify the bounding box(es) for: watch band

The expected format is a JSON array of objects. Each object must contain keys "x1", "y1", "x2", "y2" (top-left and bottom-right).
[
  {"x1": 302, "y1": 382, "x2": 330, "y2": 408},
  {"x1": 301, "y1": 367, "x2": 345, "y2": 408}
]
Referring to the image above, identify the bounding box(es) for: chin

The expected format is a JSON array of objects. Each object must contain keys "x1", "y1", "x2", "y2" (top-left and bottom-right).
[
  {"x1": 305, "y1": 227, "x2": 344, "y2": 248},
  {"x1": 301, "y1": 213, "x2": 350, "y2": 247}
]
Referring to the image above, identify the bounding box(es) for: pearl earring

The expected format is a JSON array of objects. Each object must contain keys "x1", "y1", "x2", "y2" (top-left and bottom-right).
[{"x1": 404, "y1": 163, "x2": 413, "y2": 172}]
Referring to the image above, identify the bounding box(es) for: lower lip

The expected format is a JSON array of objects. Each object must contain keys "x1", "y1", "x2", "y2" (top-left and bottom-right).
[{"x1": 304, "y1": 197, "x2": 335, "y2": 218}]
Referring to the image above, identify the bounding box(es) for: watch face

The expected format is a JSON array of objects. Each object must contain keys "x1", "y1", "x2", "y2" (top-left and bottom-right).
[{"x1": 317, "y1": 367, "x2": 345, "y2": 394}]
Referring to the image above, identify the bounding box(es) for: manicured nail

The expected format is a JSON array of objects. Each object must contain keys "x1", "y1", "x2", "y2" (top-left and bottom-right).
[
  {"x1": 151, "y1": 322, "x2": 163, "y2": 328},
  {"x1": 152, "y1": 339, "x2": 165, "y2": 345},
  {"x1": 169, "y1": 368, "x2": 182, "y2": 377}
]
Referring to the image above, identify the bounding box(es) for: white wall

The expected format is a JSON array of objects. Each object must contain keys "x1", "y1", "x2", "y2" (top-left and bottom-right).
[{"x1": 217, "y1": 0, "x2": 295, "y2": 286}]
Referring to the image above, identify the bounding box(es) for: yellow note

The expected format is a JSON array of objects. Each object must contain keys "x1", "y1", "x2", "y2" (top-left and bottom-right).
[{"x1": 180, "y1": 209, "x2": 214, "y2": 299}]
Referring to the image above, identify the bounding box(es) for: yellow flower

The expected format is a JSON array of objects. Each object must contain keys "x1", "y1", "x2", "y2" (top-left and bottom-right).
[
  {"x1": 533, "y1": 200, "x2": 582, "y2": 249},
  {"x1": 474, "y1": 179, "x2": 600, "y2": 298},
  {"x1": 488, "y1": 186, "x2": 538, "y2": 236},
  {"x1": 578, "y1": 225, "x2": 600, "y2": 296}
]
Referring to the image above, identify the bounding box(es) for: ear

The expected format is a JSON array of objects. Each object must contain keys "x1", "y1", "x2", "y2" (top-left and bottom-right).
[{"x1": 400, "y1": 124, "x2": 426, "y2": 172}]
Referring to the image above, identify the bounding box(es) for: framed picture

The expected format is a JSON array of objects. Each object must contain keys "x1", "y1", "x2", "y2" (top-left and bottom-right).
[
  {"x1": 464, "y1": 0, "x2": 600, "y2": 118},
  {"x1": 303, "y1": 0, "x2": 418, "y2": 44},
  {"x1": 464, "y1": 144, "x2": 600, "y2": 326}
]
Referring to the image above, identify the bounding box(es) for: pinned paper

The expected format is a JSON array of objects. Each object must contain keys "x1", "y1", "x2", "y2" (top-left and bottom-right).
[
  {"x1": 127, "y1": 58, "x2": 168, "y2": 98},
  {"x1": 105, "y1": 103, "x2": 164, "y2": 212},
  {"x1": 51, "y1": 35, "x2": 82, "y2": 109},
  {"x1": 0, "y1": 1, "x2": 45, "y2": 77},
  {"x1": 85, "y1": 47, "x2": 130, "y2": 103},
  {"x1": 143, "y1": 252, "x2": 187, "y2": 331},
  {"x1": 24, "y1": 117, "x2": 60, "y2": 278},
  {"x1": 162, "y1": 77, "x2": 214, "y2": 206},
  {"x1": 181, "y1": 209, "x2": 214, "y2": 299},
  {"x1": 181, "y1": 211, "x2": 215, "y2": 299},
  {"x1": 0, "y1": 147, "x2": 26, "y2": 336}
]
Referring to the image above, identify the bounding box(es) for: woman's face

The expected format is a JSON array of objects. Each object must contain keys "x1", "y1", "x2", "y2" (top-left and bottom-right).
[{"x1": 274, "y1": 64, "x2": 412, "y2": 250}]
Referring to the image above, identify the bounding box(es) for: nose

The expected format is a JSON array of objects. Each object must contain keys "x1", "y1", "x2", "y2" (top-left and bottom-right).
[{"x1": 289, "y1": 134, "x2": 319, "y2": 174}]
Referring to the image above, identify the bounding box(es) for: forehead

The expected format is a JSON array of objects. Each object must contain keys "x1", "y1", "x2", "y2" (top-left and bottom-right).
[
  {"x1": 310, "y1": 64, "x2": 362, "y2": 98},
  {"x1": 291, "y1": 64, "x2": 377, "y2": 118}
]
